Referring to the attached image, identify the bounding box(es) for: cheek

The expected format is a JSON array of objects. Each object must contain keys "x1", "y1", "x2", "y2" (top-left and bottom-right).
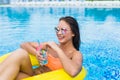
[{"x1": 65, "y1": 33, "x2": 73, "y2": 40}]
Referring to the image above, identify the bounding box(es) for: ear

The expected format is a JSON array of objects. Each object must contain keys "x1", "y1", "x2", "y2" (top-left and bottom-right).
[{"x1": 72, "y1": 34, "x2": 75, "y2": 37}]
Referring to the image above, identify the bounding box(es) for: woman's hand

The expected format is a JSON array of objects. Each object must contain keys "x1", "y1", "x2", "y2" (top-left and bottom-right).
[
  {"x1": 20, "y1": 42, "x2": 39, "y2": 55},
  {"x1": 46, "y1": 41, "x2": 60, "y2": 52},
  {"x1": 36, "y1": 51, "x2": 45, "y2": 61}
]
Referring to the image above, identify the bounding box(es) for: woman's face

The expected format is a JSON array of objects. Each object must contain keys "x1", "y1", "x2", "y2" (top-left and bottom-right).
[{"x1": 55, "y1": 20, "x2": 74, "y2": 44}]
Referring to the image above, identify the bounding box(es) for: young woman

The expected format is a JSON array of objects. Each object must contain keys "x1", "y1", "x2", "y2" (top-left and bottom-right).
[{"x1": 0, "y1": 16, "x2": 82, "y2": 80}]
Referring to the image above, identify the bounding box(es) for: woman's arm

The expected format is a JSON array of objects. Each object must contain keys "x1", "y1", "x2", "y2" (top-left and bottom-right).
[
  {"x1": 46, "y1": 42, "x2": 82, "y2": 77},
  {"x1": 20, "y1": 42, "x2": 39, "y2": 55},
  {"x1": 58, "y1": 50, "x2": 82, "y2": 77}
]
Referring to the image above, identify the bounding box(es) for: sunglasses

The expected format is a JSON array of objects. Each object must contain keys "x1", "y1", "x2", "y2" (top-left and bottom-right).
[{"x1": 54, "y1": 27, "x2": 70, "y2": 35}]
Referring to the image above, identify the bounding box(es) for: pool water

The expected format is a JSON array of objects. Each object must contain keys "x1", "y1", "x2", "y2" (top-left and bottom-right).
[{"x1": 0, "y1": 7, "x2": 120, "y2": 80}]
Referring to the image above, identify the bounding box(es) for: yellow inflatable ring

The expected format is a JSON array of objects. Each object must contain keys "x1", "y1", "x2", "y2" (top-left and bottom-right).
[{"x1": 0, "y1": 53, "x2": 87, "y2": 80}]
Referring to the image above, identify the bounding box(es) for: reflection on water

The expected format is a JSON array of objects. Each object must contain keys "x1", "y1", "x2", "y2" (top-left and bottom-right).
[
  {"x1": 85, "y1": 8, "x2": 120, "y2": 21},
  {"x1": 0, "y1": 7, "x2": 120, "y2": 80},
  {"x1": 1, "y1": 7, "x2": 120, "y2": 21}
]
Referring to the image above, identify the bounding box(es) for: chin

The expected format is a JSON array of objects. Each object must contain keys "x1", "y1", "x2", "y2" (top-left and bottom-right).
[{"x1": 59, "y1": 40, "x2": 66, "y2": 44}]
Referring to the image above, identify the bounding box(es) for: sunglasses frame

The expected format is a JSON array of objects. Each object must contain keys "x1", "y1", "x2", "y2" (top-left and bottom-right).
[{"x1": 54, "y1": 27, "x2": 70, "y2": 35}]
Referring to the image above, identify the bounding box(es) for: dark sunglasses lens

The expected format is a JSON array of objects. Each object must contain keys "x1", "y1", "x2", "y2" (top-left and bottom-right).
[{"x1": 55, "y1": 27, "x2": 59, "y2": 32}]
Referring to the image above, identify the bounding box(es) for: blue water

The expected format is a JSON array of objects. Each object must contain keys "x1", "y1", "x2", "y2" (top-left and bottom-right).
[{"x1": 0, "y1": 7, "x2": 120, "y2": 80}]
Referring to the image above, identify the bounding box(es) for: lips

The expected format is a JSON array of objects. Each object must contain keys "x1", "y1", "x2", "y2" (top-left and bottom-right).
[{"x1": 57, "y1": 35, "x2": 64, "y2": 40}]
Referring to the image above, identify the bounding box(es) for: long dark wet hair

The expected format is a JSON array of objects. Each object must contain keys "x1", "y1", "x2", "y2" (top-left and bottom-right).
[{"x1": 59, "y1": 16, "x2": 80, "y2": 50}]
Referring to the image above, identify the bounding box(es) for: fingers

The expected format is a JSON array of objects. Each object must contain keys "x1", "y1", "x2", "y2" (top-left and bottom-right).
[{"x1": 36, "y1": 52, "x2": 45, "y2": 61}]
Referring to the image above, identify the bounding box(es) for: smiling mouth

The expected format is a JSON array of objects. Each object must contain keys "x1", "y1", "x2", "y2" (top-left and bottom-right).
[{"x1": 58, "y1": 36, "x2": 64, "y2": 40}]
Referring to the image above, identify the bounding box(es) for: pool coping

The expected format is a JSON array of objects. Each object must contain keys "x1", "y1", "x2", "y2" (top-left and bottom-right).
[{"x1": 0, "y1": 1, "x2": 120, "y2": 8}]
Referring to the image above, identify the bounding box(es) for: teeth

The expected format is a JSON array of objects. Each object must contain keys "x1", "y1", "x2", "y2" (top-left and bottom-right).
[
  {"x1": 58, "y1": 36, "x2": 63, "y2": 39},
  {"x1": 59, "y1": 36, "x2": 62, "y2": 38}
]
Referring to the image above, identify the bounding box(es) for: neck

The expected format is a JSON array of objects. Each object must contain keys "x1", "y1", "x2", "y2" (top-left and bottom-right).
[
  {"x1": 60, "y1": 41, "x2": 75, "y2": 52},
  {"x1": 59, "y1": 41, "x2": 76, "y2": 58}
]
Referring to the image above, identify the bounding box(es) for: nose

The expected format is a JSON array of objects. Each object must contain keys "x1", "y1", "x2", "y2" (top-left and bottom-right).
[{"x1": 57, "y1": 30, "x2": 62, "y2": 35}]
